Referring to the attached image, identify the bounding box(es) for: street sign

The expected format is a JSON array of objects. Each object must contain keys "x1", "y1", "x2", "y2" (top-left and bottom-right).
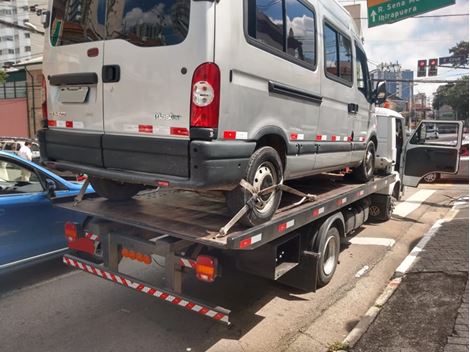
[
  {"x1": 368, "y1": 0, "x2": 456, "y2": 28},
  {"x1": 439, "y1": 56, "x2": 468, "y2": 66}
]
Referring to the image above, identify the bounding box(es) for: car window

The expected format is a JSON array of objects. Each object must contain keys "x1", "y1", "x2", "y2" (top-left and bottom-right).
[
  {"x1": 324, "y1": 23, "x2": 353, "y2": 84},
  {"x1": 50, "y1": 0, "x2": 190, "y2": 47},
  {"x1": 0, "y1": 159, "x2": 44, "y2": 195},
  {"x1": 355, "y1": 45, "x2": 370, "y2": 100},
  {"x1": 410, "y1": 122, "x2": 459, "y2": 147},
  {"x1": 247, "y1": 0, "x2": 316, "y2": 67},
  {"x1": 285, "y1": 1, "x2": 316, "y2": 65}
]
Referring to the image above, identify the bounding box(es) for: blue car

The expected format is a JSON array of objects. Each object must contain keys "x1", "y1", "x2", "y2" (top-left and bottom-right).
[{"x1": 0, "y1": 151, "x2": 93, "y2": 271}]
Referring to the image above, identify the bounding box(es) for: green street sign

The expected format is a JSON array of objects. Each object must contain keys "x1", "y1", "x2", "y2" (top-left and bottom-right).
[{"x1": 368, "y1": 0, "x2": 456, "y2": 28}]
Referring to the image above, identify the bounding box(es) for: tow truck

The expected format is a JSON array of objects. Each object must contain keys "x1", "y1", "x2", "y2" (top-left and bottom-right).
[{"x1": 52, "y1": 118, "x2": 463, "y2": 325}]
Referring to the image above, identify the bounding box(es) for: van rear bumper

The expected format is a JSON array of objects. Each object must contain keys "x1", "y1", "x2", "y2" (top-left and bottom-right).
[{"x1": 38, "y1": 129, "x2": 256, "y2": 191}]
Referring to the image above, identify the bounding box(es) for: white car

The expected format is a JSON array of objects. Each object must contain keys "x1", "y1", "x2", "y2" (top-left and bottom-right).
[
  {"x1": 422, "y1": 141, "x2": 469, "y2": 183},
  {"x1": 0, "y1": 139, "x2": 40, "y2": 162}
]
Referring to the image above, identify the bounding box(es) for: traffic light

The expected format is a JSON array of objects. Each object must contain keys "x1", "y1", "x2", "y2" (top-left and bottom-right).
[
  {"x1": 417, "y1": 60, "x2": 427, "y2": 77},
  {"x1": 428, "y1": 58, "x2": 438, "y2": 77}
]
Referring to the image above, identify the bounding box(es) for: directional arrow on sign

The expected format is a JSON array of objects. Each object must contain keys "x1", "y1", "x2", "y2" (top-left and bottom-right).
[{"x1": 370, "y1": 10, "x2": 377, "y2": 22}]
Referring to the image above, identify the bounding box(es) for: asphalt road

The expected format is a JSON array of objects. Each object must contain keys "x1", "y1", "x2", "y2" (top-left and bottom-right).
[{"x1": 0, "y1": 182, "x2": 468, "y2": 352}]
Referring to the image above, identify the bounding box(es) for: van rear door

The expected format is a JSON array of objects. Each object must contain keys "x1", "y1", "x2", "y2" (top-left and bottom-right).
[
  {"x1": 401, "y1": 120, "x2": 463, "y2": 187},
  {"x1": 101, "y1": 1, "x2": 215, "y2": 177},
  {"x1": 45, "y1": 0, "x2": 106, "y2": 133}
]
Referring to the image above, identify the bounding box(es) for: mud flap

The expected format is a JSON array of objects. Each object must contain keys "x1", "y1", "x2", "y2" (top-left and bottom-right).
[{"x1": 277, "y1": 249, "x2": 320, "y2": 292}]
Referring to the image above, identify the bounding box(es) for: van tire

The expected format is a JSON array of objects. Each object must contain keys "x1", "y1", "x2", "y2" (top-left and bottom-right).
[
  {"x1": 226, "y1": 146, "x2": 283, "y2": 227},
  {"x1": 90, "y1": 177, "x2": 143, "y2": 201},
  {"x1": 353, "y1": 141, "x2": 376, "y2": 182}
]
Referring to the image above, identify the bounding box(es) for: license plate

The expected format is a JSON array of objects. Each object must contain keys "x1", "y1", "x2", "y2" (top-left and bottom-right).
[{"x1": 58, "y1": 86, "x2": 89, "y2": 103}]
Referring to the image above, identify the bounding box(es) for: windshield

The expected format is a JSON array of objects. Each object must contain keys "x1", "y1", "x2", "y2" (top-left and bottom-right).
[{"x1": 50, "y1": 0, "x2": 190, "y2": 47}]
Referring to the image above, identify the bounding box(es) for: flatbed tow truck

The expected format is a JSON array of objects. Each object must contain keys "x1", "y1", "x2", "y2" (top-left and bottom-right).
[{"x1": 53, "y1": 119, "x2": 463, "y2": 325}]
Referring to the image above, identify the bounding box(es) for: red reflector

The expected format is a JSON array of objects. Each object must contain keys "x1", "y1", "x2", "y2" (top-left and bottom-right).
[
  {"x1": 316, "y1": 135, "x2": 323, "y2": 141},
  {"x1": 157, "y1": 181, "x2": 170, "y2": 187},
  {"x1": 64, "y1": 222, "x2": 78, "y2": 241},
  {"x1": 291, "y1": 133, "x2": 298, "y2": 140},
  {"x1": 48, "y1": 120, "x2": 57, "y2": 127},
  {"x1": 87, "y1": 47, "x2": 99, "y2": 57},
  {"x1": 313, "y1": 209, "x2": 319, "y2": 217},
  {"x1": 223, "y1": 131, "x2": 236, "y2": 139},
  {"x1": 239, "y1": 238, "x2": 252, "y2": 249},
  {"x1": 68, "y1": 238, "x2": 95, "y2": 255},
  {"x1": 66, "y1": 121, "x2": 73, "y2": 128},
  {"x1": 170, "y1": 127, "x2": 189, "y2": 136},
  {"x1": 139, "y1": 125, "x2": 153, "y2": 133},
  {"x1": 278, "y1": 223, "x2": 287, "y2": 232}
]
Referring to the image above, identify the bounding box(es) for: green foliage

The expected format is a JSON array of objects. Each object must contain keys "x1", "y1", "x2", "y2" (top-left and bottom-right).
[
  {"x1": 433, "y1": 76, "x2": 469, "y2": 120},
  {"x1": 449, "y1": 41, "x2": 469, "y2": 66},
  {"x1": 0, "y1": 70, "x2": 7, "y2": 84}
]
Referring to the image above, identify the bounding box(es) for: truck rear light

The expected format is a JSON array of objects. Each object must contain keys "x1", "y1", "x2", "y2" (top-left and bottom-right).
[
  {"x1": 190, "y1": 63, "x2": 220, "y2": 128},
  {"x1": 41, "y1": 74, "x2": 48, "y2": 121},
  {"x1": 64, "y1": 222, "x2": 78, "y2": 241},
  {"x1": 195, "y1": 255, "x2": 218, "y2": 283},
  {"x1": 121, "y1": 248, "x2": 152, "y2": 265}
]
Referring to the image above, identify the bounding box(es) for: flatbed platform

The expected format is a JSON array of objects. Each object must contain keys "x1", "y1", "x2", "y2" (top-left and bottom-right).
[{"x1": 55, "y1": 174, "x2": 397, "y2": 250}]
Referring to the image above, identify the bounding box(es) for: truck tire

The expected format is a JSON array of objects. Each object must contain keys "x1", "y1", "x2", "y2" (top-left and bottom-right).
[
  {"x1": 90, "y1": 177, "x2": 143, "y2": 201},
  {"x1": 353, "y1": 141, "x2": 376, "y2": 182},
  {"x1": 422, "y1": 173, "x2": 439, "y2": 183},
  {"x1": 369, "y1": 194, "x2": 396, "y2": 222},
  {"x1": 315, "y1": 226, "x2": 340, "y2": 287},
  {"x1": 226, "y1": 146, "x2": 283, "y2": 227}
]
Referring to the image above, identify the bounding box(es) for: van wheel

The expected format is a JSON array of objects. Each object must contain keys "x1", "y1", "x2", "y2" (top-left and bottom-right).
[
  {"x1": 226, "y1": 146, "x2": 283, "y2": 227},
  {"x1": 90, "y1": 177, "x2": 143, "y2": 201},
  {"x1": 315, "y1": 226, "x2": 340, "y2": 287},
  {"x1": 422, "y1": 173, "x2": 439, "y2": 183},
  {"x1": 353, "y1": 141, "x2": 376, "y2": 182}
]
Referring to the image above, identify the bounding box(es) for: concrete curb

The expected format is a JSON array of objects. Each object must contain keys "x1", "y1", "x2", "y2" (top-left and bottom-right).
[{"x1": 338, "y1": 205, "x2": 462, "y2": 351}]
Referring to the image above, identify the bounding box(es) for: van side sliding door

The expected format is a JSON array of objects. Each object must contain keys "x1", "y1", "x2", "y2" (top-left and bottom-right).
[{"x1": 401, "y1": 120, "x2": 463, "y2": 187}]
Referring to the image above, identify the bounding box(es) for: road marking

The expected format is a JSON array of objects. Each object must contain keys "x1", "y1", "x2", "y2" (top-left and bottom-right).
[
  {"x1": 393, "y1": 189, "x2": 436, "y2": 218},
  {"x1": 348, "y1": 237, "x2": 396, "y2": 247},
  {"x1": 355, "y1": 265, "x2": 370, "y2": 278}
]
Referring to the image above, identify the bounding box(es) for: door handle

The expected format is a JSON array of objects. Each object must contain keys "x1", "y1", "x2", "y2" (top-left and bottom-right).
[
  {"x1": 348, "y1": 103, "x2": 359, "y2": 114},
  {"x1": 102, "y1": 65, "x2": 121, "y2": 83}
]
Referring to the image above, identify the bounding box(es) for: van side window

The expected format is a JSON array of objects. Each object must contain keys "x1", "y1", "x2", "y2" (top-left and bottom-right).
[
  {"x1": 355, "y1": 45, "x2": 370, "y2": 99},
  {"x1": 247, "y1": 0, "x2": 316, "y2": 67},
  {"x1": 324, "y1": 23, "x2": 353, "y2": 84}
]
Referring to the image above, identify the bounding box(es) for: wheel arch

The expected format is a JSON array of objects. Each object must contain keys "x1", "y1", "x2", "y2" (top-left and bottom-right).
[{"x1": 253, "y1": 127, "x2": 289, "y2": 170}]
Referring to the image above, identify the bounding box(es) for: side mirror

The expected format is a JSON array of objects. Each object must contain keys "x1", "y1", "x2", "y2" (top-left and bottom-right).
[
  {"x1": 374, "y1": 81, "x2": 387, "y2": 105},
  {"x1": 46, "y1": 179, "x2": 57, "y2": 198}
]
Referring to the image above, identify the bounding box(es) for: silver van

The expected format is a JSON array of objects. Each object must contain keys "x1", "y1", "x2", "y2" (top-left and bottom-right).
[{"x1": 39, "y1": 0, "x2": 385, "y2": 226}]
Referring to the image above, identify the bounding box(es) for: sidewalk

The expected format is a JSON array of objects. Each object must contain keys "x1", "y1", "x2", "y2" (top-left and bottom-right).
[{"x1": 350, "y1": 201, "x2": 469, "y2": 352}]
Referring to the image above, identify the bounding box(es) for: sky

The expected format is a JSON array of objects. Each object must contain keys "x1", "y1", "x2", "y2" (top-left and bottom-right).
[{"x1": 340, "y1": 0, "x2": 469, "y2": 102}]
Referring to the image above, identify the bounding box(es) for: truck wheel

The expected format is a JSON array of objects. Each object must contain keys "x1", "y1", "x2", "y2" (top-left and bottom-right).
[
  {"x1": 352, "y1": 141, "x2": 376, "y2": 182},
  {"x1": 226, "y1": 146, "x2": 283, "y2": 227},
  {"x1": 90, "y1": 177, "x2": 143, "y2": 201},
  {"x1": 315, "y1": 226, "x2": 340, "y2": 287},
  {"x1": 422, "y1": 173, "x2": 439, "y2": 183},
  {"x1": 369, "y1": 194, "x2": 396, "y2": 222}
]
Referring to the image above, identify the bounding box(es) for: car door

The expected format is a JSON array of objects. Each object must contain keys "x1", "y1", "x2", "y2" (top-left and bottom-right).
[
  {"x1": 316, "y1": 20, "x2": 354, "y2": 169},
  {"x1": 45, "y1": 0, "x2": 106, "y2": 133},
  {"x1": 353, "y1": 44, "x2": 374, "y2": 162},
  {"x1": 0, "y1": 157, "x2": 76, "y2": 268},
  {"x1": 401, "y1": 120, "x2": 463, "y2": 187}
]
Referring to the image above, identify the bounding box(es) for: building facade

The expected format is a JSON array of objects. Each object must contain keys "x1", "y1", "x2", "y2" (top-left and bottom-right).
[
  {"x1": 371, "y1": 63, "x2": 414, "y2": 102},
  {"x1": 0, "y1": 0, "x2": 32, "y2": 66}
]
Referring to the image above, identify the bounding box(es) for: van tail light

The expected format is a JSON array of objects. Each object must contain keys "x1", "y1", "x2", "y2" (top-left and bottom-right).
[
  {"x1": 64, "y1": 222, "x2": 78, "y2": 242},
  {"x1": 190, "y1": 63, "x2": 220, "y2": 129},
  {"x1": 41, "y1": 74, "x2": 48, "y2": 121},
  {"x1": 195, "y1": 255, "x2": 218, "y2": 283}
]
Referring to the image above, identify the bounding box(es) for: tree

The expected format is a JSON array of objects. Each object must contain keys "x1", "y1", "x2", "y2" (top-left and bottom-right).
[
  {"x1": 449, "y1": 41, "x2": 469, "y2": 66},
  {"x1": 433, "y1": 76, "x2": 469, "y2": 120},
  {"x1": 0, "y1": 70, "x2": 6, "y2": 84}
]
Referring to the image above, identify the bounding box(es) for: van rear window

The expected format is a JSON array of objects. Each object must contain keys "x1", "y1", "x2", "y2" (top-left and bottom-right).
[{"x1": 50, "y1": 0, "x2": 190, "y2": 47}]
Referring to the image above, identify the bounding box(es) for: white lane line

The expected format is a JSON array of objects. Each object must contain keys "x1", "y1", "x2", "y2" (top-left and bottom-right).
[
  {"x1": 355, "y1": 265, "x2": 370, "y2": 278},
  {"x1": 395, "y1": 219, "x2": 444, "y2": 276},
  {"x1": 393, "y1": 189, "x2": 436, "y2": 218},
  {"x1": 348, "y1": 237, "x2": 396, "y2": 247}
]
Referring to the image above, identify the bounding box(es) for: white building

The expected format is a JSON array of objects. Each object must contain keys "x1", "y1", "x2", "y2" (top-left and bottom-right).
[{"x1": 0, "y1": 0, "x2": 33, "y2": 66}]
